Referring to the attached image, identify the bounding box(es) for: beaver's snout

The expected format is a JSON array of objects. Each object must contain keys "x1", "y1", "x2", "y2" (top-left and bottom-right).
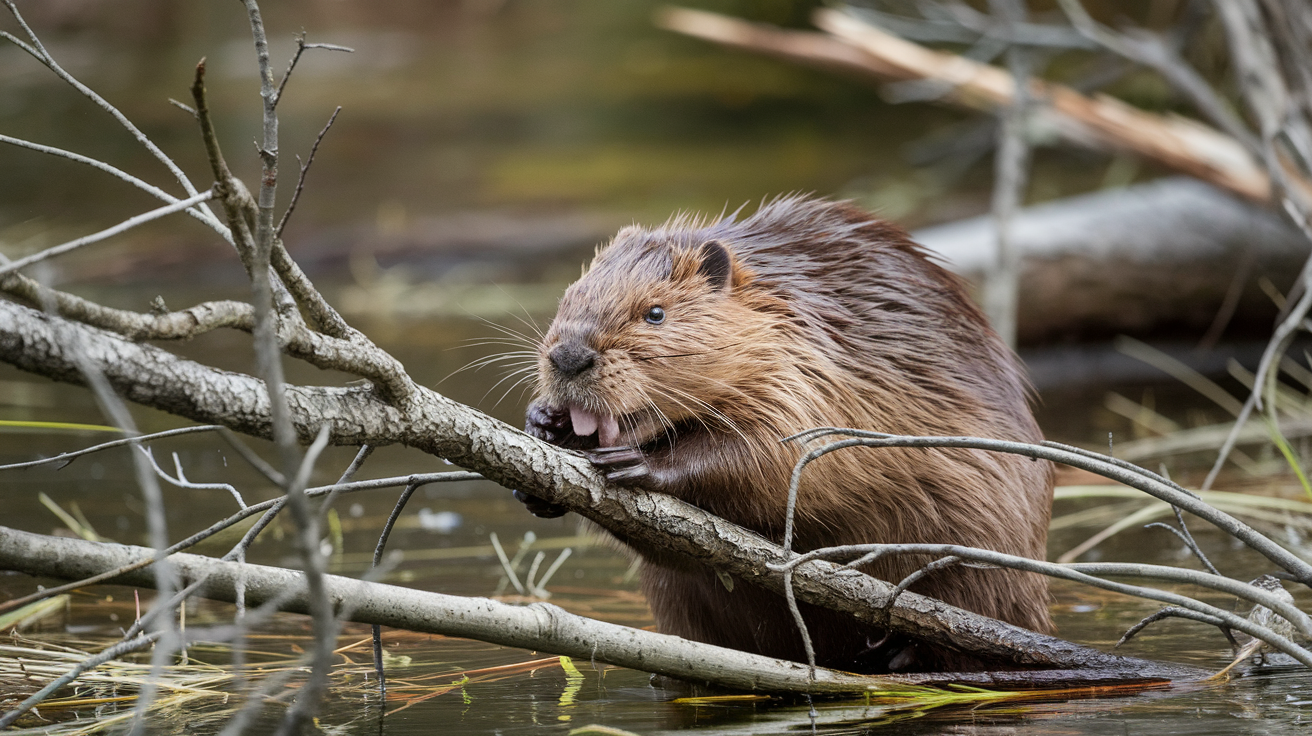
[{"x1": 547, "y1": 341, "x2": 597, "y2": 378}]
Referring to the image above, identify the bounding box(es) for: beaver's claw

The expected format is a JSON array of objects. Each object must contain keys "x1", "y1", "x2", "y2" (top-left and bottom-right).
[{"x1": 585, "y1": 445, "x2": 655, "y2": 489}]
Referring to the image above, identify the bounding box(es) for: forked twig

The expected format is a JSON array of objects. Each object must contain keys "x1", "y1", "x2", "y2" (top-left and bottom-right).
[
  {"x1": 274, "y1": 33, "x2": 354, "y2": 109},
  {"x1": 276, "y1": 106, "x2": 342, "y2": 237},
  {"x1": 369, "y1": 481, "x2": 421, "y2": 698}
]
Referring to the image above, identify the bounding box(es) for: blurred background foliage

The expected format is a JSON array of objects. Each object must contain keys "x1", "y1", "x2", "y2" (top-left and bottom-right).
[{"x1": 1, "y1": 0, "x2": 1213, "y2": 290}]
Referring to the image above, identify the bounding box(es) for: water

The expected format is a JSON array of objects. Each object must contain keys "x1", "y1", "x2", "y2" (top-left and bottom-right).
[{"x1": 2, "y1": 0, "x2": 1310, "y2": 732}]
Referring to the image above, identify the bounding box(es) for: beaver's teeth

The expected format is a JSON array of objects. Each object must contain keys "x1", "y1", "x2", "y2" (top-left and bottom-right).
[
  {"x1": 597, "y1": 416, "x2": 621, "y2": 448},
  {"x1": 569, "y1": 405, "x2": 598, "y2": 438}
]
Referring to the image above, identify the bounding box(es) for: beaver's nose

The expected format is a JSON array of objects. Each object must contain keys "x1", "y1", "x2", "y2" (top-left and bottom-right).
[{"x1": 549, "y1": 342, "x2": 598, "y2": 378}]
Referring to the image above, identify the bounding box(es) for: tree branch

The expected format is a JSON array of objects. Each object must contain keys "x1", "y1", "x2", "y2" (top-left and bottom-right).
[
  {"x1": 0, "y1": 527, "x2": 1201, "y2": 691},
  {"x1": 0, "y1": 190, "x2": 215, "y2": 279},
  {"x1": 1, "y1": 0, "x2": 213, "y2": 218},
  {"x1": 2, "y1": 271, "x2": 254, "y2": 340}
]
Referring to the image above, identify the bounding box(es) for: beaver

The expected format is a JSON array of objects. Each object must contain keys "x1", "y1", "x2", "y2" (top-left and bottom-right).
[{"x1": 517, "y1": 196, "x2": 1054, "y2": 673}]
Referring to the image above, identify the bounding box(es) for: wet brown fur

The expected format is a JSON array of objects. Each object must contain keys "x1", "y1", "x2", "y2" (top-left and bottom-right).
[{"x1": 532, "y1": 196, "x2": 1054, "y2": 672}]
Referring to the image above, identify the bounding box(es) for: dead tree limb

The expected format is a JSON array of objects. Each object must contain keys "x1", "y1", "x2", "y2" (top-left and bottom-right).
[
  {"x1": 656, "y1": 5, "x2": 1272, "y2": 202},
  {"x1": 0, "y1": 527, "x2": 1200, "y2": 690}
]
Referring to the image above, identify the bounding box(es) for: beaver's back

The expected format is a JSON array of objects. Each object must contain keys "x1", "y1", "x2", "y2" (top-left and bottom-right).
[{"x1": 686, "y1": 197, "x2": 1035, "y2": 443}]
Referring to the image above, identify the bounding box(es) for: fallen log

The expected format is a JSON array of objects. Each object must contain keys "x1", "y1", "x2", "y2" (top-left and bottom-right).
[{"x1": 912, "y1": 177, "x2": 1307, "y2": 343}]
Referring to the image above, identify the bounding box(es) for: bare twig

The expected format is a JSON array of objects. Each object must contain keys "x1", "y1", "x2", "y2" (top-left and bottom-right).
[
  {"x1": 0, "y1": 0, "x2": 215, "y2": 218},
  {"x1": 370, "y1": 480, "x2": 421, "y2": 698},
  {"x1": 0, "y1": 190, "x2": 215, "y2": 279},
  {"x1": 273, "y1": 33, "x2": 354, "y2": 109},
  {"x1": 781, "y1": 569, "x2": 817, "y2": 671},
  {"x1": 887, "y1": 555, "x2": 971, "y2": 608},
  {"x1": 1115, "y1": 606, "x2": 1234, "y2": 649},
  {"x1": 0, "y1": 425, "x2": 220, "y2": 472},
  {"x1": 0, "y1": 134, "x2": 230, "y2": 241},
  {"x1": 138, "y1": 446, "x2": 246, "y2": 509},
  {"x1": 276, "y1": 106, "x2": 341, "y2": 238},
  {"x1": 784, "y1": 428, "x2": 1312, "y2": 586},
  {"x1": 1145, "y1": 511, "x2": 1222, "y2": 577},
  {"x1": 1203, "y1": 274, "x2": 1309, "y2": 491}
]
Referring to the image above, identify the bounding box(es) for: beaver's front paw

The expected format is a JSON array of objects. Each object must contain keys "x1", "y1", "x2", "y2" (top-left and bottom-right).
[
  {"x1": 526, "y1": 399, "x2": 597, "y2": 451},
  {"x1": 518, "y1": 399, "x2": 577, "y2": 518},
  {"x1": 585, "y1": 445, "x2": 658, "y2": 490},
  {"x1": 526, "y1": 400, "x2": 570, "y2": 443}
]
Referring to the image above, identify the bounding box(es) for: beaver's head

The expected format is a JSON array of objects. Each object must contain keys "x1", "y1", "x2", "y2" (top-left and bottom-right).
[{"x1": 534, "y1": 227, "x2": 786, "y2": 448}]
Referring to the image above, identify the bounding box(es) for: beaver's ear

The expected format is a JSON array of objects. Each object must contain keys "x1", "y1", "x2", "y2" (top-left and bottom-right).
[{"x1": 696, "y1": 240, "x2": 734, "y2": 291}]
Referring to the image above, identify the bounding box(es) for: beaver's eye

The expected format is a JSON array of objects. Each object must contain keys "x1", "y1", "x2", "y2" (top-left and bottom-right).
[{"x1": 644, "y1": 306, "x2": 666, "y2": 325}]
